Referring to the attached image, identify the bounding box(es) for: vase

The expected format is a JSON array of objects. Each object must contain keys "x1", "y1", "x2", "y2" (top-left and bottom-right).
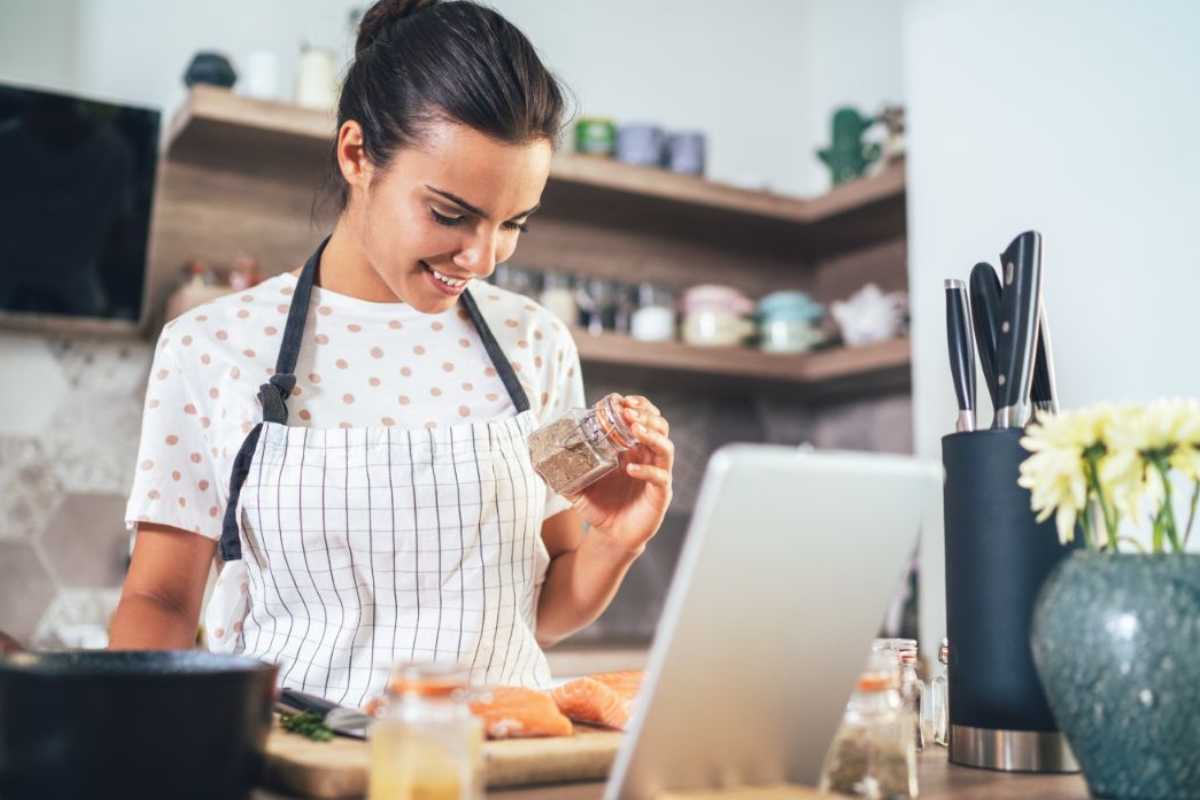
[{"x1": 1032, "y1": 551, "x2": 1200, "y2": 799}]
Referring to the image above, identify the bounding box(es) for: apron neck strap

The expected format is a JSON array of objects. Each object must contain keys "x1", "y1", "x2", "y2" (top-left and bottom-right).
[
  {"x1": 460, "y1": 288, "x2": 530, "y2": 413},
  {"x1": 260, "y1": 236, "x2": 530, "y2": 424}
]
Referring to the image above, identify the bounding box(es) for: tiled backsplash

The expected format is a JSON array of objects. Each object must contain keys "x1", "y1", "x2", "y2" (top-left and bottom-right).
[
  {"x1": 0, "y1": 333, "x2": 150, "y2": 649},
  {"x1": 0, "y1": 329, "x2": 913, "y2": 649}
]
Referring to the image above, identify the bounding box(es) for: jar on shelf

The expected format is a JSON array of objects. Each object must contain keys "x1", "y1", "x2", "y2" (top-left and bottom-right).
[
  {"x1": 630, "y1": 284, "x2": 675, "y2": 342},
  {"x1": 680, "y1": 284, "x2": 755, "y2": 347},
  {"x1": 539, "y1": 272, "x2": 578, "y2": 326},
  {"x1": 818, "y1": 649, "x2": 919, "y2": 798},
  {"x1": 368, "y1": 662, "x2": 483, "y2": 800},
  {"x1": 578, "y1": 278, "x2": 620, "y2": 335},
  {"x1": 529, "y1": 393, "x2": 637, "y2": 496}
]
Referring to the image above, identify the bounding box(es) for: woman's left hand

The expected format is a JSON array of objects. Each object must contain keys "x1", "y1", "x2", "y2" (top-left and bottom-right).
[{"x1": 570, "y1": 395, "x2": 674, "y2": 555}]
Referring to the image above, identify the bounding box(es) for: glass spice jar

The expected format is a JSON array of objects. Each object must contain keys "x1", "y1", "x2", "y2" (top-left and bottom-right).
[
  {"x1": 818, "y1": 650, "x2": 919, "y2": 799},
  {"x1": 528, "y1": 393, "x2": 638, "y2": 496},
  {"x1": 368, "y1": 662, "x2": 483, "y2": 800}
]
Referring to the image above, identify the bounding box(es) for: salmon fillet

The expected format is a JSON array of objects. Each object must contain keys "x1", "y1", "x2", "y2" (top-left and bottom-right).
[
  {"x1": 469, "y1": 686, "x2": 574, "y2": 739},
  {"x1": 551, "y1": 671, "x2": 643, "y2": 731}
]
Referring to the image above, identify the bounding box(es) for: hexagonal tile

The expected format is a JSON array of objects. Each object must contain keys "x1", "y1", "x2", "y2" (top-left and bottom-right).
[
  {"x1": 37, "y1": 336, "x2": 150, "y2": 494},
  {"x1": 0, "y1": 540, "x2": 57, "y2": 643},
  {"x1": 43, "y1": 392, "x2": 143, "y2": 494},
  {"x1": 0, "y1": 436, "x2": 63, "y2": 541},
  {"x1": 0, "y1": 334, "x2": 67, "y2": 436},
  {"x1": 32, "y1": 588, "x2": 122, "y2": 651},
  {"x1": 39, "y1": 493, "x2": 131, "y2": 588},
  {"x1": 47, "y1": 338, "x2": 152, "y2": 396}
]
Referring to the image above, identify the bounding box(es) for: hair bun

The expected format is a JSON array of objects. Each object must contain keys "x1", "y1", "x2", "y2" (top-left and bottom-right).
[{"x1": 356, "y1": 0, "x2": 440, "y2": 54}]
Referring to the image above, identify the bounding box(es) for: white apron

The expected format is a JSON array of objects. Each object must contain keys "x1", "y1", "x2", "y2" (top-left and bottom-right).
[{"x1": 205, "y1": 237, "x2": 553, "y2": 709}]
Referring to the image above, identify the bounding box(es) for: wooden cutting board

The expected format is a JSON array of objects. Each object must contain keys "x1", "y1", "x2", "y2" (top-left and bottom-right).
[{"x1": 263, "y1": 723, "x2": 623, "y2": 799}]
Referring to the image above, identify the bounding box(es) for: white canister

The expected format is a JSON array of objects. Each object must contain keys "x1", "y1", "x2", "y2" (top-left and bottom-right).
[
  {"x1": 241, "y1": 50, "x2": 280, "y2": 101},
  {"x1": 631, "y1": 306, "x2": 675, "y2": 342},
  {"x1": 296, "y1": 45, "x2": 338, "y2": 110}
]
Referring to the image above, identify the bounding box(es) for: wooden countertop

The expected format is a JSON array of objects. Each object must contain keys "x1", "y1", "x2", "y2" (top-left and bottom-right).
[{"x1": 254, "y1": 749, "x2": 1090, "y2": 799}]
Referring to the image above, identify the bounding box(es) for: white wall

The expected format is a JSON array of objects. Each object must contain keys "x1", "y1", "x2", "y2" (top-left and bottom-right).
[
  {"x1": 904, "y1": 0, "x2": 1200, "y2": 656},
  {"x1": 0, "y1": 0, "x2": 902, "y2": 197},
  {"x1": 0, "y1": 0, "x2": 81, "y2": 91}
]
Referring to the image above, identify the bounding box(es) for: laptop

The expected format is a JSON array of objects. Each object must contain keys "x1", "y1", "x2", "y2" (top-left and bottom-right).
[{"x1": 605, "y1": 445, "x2": 941, "y2": 799}]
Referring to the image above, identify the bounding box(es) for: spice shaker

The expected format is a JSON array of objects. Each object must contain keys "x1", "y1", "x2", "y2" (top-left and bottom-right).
[{"x1": 529, "y1": 393, "x2": 637, "y2": 496}]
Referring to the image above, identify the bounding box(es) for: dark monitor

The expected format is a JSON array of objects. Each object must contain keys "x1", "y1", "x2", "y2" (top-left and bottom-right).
[{"x1": 0, "y1": 82, "x2": 160, "y2": 330}]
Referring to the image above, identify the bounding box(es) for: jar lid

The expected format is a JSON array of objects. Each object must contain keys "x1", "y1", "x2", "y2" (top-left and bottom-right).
[
  {"x1": 386, "y1": 662, "x2": 470, "y2": 698},
  {"x1": 680, "y1": 284, "x2": 754, "y2": 315},
  {"x1": 595, "y1": 393, "x2": 638, "y2": 450}
]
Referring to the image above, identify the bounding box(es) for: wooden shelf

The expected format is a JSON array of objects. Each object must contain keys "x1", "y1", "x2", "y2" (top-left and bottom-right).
[
  {"x1": 573, "y1": 331, "x2": 910, "y2": 396},
  {"x1": 166, "y1": 86, "x2": 904, "y2": 239}
]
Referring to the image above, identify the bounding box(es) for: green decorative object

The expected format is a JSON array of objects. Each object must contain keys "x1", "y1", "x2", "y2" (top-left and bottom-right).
[{"x1": 817, "y1": 107, "x2": 880, "y2": 186}]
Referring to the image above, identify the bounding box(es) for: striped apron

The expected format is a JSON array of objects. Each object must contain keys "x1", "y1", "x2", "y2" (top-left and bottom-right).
[{"x1": 205, "y1": 237, "x2": 553, "y2": 708}]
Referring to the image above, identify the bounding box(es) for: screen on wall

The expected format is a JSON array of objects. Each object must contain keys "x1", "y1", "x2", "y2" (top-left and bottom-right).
[{"x1": 0, "y1": 82, "x2": 160, "y2": 324}]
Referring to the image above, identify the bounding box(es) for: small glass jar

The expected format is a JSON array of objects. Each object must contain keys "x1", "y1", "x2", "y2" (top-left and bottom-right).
[
  {"x1": 818, "y1": 650, "x2": 919, "y2": 799},
  {"x1": 630, "y1": 284, "x2": 676, "y2": 342},
  {"x1": 929, "y1": 638, "x2": 949, "y2": 747},
  {"x1": 529, "y1": 393, "x2": 637, "y2": 496},
  {"x1": 368, "y1": 662, "x2": 483, "y2": 800},
  {"x1": 539, "y1": 272, "x2": 578, "y2": 326},
  {"x1": 872, "y1": 638, "x2": 924, "y2": 752}
]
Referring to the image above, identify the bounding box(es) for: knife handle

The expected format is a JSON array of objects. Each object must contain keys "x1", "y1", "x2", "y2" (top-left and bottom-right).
[
  {"x1": 1031, "y1": 297, "x2": 1058, "y2": 416},
  {"x1": 995, "y1": 231, "x2": 1043, "y2": 427},
  {"x1": 279, "y1": 687, "x2": 339, "y2": 717},
  {"x1": 945, "y1": 280, "x2": 976, "y2": 432},
  {"x1": 968, "y1": 262, "x2": 1003, "y2": 417}
]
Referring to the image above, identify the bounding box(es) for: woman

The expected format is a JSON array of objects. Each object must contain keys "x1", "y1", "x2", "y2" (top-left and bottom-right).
[{"x1": 112, "y1": 0, "x2": 674, "y2": 709}]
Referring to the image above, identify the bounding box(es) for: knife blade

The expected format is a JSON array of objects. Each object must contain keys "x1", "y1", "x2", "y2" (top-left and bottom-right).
[
  {"x1": 968, "y1": 262, "x2": 1003, "y2": 422},
  {"x1": 278, "y1": 687, "x2": 372, "y2": 740},
  {"x1": 1030, "y1": 296, "x2": 1058, "y2": 417},
  {"x1": 944, "y1": 279, "x2": 977, "y2": 432},
  {"x1": 995, "y1": 231, "x2": 1043, "y2": 428}
]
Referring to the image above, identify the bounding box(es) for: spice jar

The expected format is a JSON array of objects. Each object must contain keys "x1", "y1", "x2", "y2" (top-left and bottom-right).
[
  {"x1": 368, "y1": 662, "x2": 483, "y2": 800},
  {"x1": 539, "y1": 272, "x2": 578, "y2": 326},
  {"x1": 818, "y1": 650, "x2": 919, "y2": 799},
  {"x1": 872, "y1": 638, "x2": 925, "y2": 752},
  {"x1": 529, "y1": 393, "x2": 637, "y2": 496}
]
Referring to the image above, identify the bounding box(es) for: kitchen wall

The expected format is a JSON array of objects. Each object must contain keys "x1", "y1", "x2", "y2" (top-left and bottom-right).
[
  {"x1": 903, "y1": 0, "x2": 1200, "y2": 657},
  {"x1": 0, "y1": 1, "x2": 909, "y2": 646},
  {"x1": 0, "y1": 0, "x2": 903, "y2": 197}
]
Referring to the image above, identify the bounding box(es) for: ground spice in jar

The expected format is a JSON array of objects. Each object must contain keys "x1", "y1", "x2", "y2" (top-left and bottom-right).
[{"x1": 529, "y1": 393, "x2": 637, "y2": 496}]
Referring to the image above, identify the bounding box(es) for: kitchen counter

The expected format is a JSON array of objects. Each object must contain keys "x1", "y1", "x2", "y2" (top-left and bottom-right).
[{"x1": 253, "y1": 748, "x2": 1090, "y2": 799}]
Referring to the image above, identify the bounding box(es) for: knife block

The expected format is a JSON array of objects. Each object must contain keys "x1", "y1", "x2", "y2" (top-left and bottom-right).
[{"x1": 941, "y1": 427, "x2": 1079, "y2": 773}]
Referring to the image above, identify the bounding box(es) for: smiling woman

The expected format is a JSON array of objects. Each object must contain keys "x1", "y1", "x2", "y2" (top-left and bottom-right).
[{"x1": 111, "y1": 0, "x2": 675, "y2": 710}]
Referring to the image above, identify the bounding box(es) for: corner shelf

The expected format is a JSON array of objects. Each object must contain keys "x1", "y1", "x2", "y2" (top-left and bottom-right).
[
  {"x1": 166, "y1": 86, "x2": 904, "y2": 242},
  {"x1": 160, "y1": 87, "x2": 910, "y2": 397},
  {"x1": 573, "y1": 331, "x2": 910, "y2": 396}
]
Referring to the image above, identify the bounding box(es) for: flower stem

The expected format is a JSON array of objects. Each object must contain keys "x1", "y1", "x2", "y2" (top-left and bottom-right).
[
  {"x1": 1153, "y1": 459, "x2": 1181, "y2": 553},
  {"x1": 1084, "y1": 450, "x2": 1119, "y2": 551},
  {"x1": 1185, "y1": 480, "x2": 1199, "y2": 548}
]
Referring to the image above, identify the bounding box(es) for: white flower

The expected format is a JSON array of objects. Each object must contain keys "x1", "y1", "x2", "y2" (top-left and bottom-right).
[{"x1": 1019, "y1": 406, "x2": 1115, "y2": 544}]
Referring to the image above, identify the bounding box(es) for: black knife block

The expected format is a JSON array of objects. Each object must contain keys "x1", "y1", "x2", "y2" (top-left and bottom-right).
[{"x1": 942, "y1": 427, "x2": 1080, "y2": 771}]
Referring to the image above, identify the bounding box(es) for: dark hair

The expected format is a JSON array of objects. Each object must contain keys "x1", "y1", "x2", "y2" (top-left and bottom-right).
[{"x1": 330, "y1": 0, "x2": 566, "y2": 210}]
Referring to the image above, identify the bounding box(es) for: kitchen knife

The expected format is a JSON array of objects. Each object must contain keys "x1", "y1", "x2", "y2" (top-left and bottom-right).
[
  {"x1": 994, "y1": 231, "x2": 1043, "y2": 428},
  {"x1": 1030, "y1": 297, "x2": 1058, "y2": 417},
  {"x1": 277, "y1": 687, "x2": 372, "y2": 740},
  {"x1": 944, "y1": 279, "x2": 977, "y2": 432},
  {"x1": 968, "y1": 262, "x2": 1003, "y2": 420}
]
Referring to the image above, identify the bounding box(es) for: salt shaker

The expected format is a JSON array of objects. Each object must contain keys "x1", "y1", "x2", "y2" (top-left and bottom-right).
[{"x1": 529, "y1": 393, "x2": 637, "y2": 496}]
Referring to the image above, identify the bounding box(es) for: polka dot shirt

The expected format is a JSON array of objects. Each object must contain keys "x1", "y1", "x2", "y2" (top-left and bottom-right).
[{"x1": 124, "y1": 273, "x2": 585, "y2": 540}]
